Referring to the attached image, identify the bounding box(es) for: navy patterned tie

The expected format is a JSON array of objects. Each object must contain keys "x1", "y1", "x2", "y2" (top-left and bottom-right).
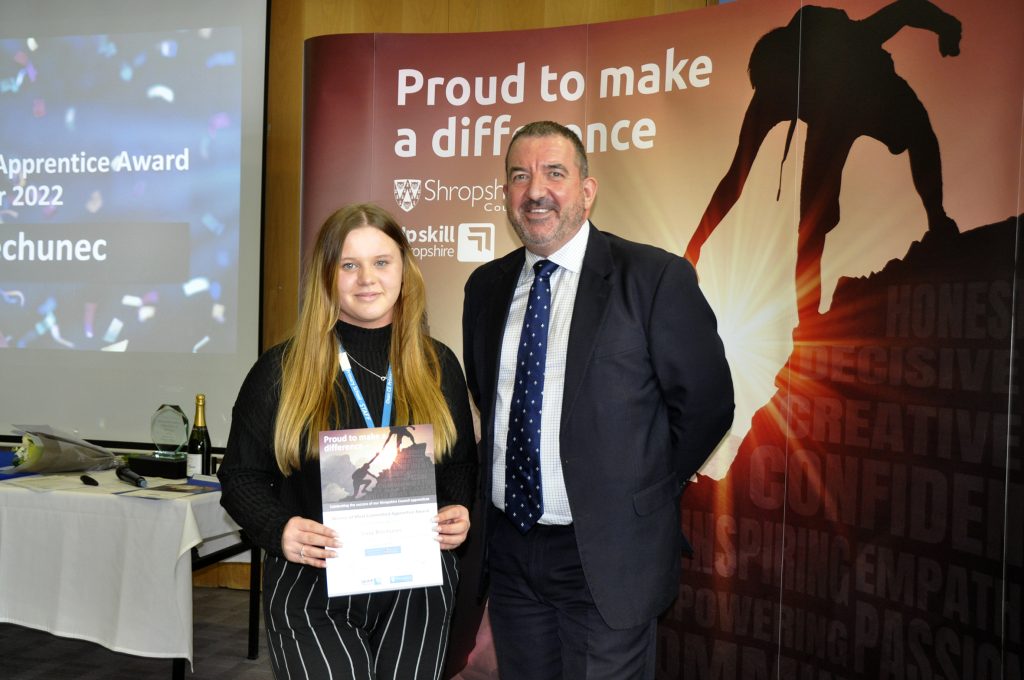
[{"x1": 505, "y1": 259, "x2": 558, "y2": 533}]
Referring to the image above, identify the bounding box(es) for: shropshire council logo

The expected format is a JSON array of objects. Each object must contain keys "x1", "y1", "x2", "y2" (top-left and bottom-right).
[
  {"x1": 393, "y1": 179, "x2": 422, "y2": 213},
  {"x1": 457, "y1": 223, "x2": 494, "y2": 262}
]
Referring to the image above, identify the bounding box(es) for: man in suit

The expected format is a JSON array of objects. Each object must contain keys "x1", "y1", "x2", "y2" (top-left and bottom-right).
[{"x1": 462, "y1": 120, "x2": 734, "y2": 679}]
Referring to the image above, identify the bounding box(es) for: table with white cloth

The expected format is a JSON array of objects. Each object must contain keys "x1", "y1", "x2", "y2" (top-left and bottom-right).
[{"x1": 0, "y1": 468, "x2": 258, "y2": 675}]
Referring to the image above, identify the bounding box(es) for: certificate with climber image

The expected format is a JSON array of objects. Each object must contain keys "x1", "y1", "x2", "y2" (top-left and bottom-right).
[{"x1": 318, "y1": 424, "x2": 440, "y2": 597}]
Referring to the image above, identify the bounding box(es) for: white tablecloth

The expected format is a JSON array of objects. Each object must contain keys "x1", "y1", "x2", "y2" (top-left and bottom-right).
[{"x1": 0, "y1": 469, "x2": 241, "y2": 663}]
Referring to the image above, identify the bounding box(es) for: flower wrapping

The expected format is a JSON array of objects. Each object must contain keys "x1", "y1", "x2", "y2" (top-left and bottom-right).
[{"x1": 9, "y1": 426, "x2": 120, "y2": 473}]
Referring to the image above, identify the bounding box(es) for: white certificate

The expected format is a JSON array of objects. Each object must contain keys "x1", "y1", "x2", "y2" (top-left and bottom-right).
[
  {"x1": 318, "y1": 424, "x2": 440, "y2": 597},
  {"x1": 322, "y1": 496, "x2": 440, "y2": 597}
]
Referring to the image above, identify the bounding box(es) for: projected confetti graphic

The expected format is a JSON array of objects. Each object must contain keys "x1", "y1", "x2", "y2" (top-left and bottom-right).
[{"x1": 0, "y1": 27, "x2": 244, "y2": 353}]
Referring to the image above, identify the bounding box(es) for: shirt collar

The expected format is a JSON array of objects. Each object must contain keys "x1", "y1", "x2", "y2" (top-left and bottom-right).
[{"x1": 523, "y1": 220, "x2": 590, "y2": 275}]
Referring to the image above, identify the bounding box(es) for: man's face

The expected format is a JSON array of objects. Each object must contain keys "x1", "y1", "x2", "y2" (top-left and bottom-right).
[{"x1": 503, "y1": 134, "x2": 597, "y2": 257}]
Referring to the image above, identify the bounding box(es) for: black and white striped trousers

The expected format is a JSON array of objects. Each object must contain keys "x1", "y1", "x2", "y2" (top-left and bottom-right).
[{"x1": 262, "y1": 550, "x2": 459, "y2": 680}]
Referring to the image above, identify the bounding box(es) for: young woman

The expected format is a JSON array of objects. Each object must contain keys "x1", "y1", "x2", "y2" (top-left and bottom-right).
[{"x1": 218, "y1": 203, "x2": 477, "y2": 680}]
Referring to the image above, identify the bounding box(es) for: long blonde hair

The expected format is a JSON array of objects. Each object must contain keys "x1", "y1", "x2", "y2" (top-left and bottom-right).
[{"x1": 273, "y1": 204, "x2": 456, "y2": 474}]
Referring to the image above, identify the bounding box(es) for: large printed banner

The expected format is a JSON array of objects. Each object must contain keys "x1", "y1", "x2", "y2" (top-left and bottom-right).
[{"x1": 302, "y1": 1, "x2": 1022, "y2": 678}]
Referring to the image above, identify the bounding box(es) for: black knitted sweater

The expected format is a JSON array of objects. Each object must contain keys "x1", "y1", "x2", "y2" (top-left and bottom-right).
[{"x1": 218, "y1": 321, "x2": 477, "y2": 557}]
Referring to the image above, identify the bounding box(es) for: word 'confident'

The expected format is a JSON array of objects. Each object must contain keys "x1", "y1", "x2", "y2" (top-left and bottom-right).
[{"x1": 397, "y1": 50, "x2": 712, "y2": 107}]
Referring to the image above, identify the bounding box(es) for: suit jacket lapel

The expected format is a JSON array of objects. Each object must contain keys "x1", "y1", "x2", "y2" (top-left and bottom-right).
[
  {"x1": 481, "y1": 250, "x2": 525, "y2": 439},
  {"x1": 562, "y1": 226, "x2": 613, "y2": 432}
]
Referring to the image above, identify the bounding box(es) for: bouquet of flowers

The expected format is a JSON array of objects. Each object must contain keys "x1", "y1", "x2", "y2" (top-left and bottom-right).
[{"x1": 7, "y1": 426, "x2": 120, "y2": 473}]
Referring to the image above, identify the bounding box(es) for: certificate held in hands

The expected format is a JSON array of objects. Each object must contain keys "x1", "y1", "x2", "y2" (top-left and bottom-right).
[{"x1": 318, "y1": 424, "x2": 441, "y2": 597}]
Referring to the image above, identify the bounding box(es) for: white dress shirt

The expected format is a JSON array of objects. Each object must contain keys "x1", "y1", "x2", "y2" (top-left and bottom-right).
[{"x1": 492, "y1": 221, "x2": 590, "y2": 524}]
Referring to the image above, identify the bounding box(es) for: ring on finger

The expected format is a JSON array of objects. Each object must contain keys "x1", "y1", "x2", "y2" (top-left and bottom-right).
[{"x1": 300, "y1": 545, "x2": 306, "y2": 559}]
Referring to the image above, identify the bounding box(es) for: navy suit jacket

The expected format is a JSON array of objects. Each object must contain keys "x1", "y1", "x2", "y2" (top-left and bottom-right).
[{"x1": 462, "y1": 225, "x2": 734, "y2": 629}]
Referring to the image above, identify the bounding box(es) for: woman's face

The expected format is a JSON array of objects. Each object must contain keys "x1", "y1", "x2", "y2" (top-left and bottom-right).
[{"x1": 335, "y1": 226, "x2": 404, "y2": 328}]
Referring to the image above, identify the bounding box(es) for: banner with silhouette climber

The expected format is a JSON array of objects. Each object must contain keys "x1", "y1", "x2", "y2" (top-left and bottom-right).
[{"x1": 301, "y1": 1, "x2": 1022, "y2": 677}]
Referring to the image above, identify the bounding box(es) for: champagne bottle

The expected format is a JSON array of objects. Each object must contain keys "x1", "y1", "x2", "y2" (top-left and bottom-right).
[{"x1": 187, "y1": 394, "x2": 212, "y2": 477}]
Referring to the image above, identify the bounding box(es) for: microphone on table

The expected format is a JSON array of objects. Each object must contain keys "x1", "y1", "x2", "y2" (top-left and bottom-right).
[{"x1": 116, "y1": 465, "x2": 148, "y2": 488}]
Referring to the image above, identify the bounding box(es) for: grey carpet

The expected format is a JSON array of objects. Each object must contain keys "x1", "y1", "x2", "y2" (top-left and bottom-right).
[{"x1": 0, "y1": 586, "x2": 272, "y2": 679}]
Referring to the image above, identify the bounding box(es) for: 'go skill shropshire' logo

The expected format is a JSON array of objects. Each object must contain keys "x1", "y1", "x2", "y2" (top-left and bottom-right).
[
  {"x1": 456, "y1": 223, "x2": 493, "y2": 262},
  {"x1": 400, "y1": 223, "x2": 494, "y2": 262}
]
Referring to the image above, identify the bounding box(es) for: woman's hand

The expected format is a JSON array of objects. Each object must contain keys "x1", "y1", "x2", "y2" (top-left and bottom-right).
[
  {"x1": 434, "y1": 504, "x2": 470, "y2": 550},
  {"x1": 282, "y1": 516, "x2": 340, "y2": 567}
]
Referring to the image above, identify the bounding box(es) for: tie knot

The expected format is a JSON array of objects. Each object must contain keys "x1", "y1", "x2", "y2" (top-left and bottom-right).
[{"x1": 533, "y1": 259, "x2": 558, "y2": 280}]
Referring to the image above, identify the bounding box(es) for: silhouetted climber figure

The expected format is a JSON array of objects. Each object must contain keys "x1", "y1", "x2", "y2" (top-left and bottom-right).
[
  {"x1": 684, "y1": 0, "x2": 962, "y2": 325},
  {"x1": 382, "y1": 424, "x2": 417, "y2": 453},
  {"x1": 351, "y1": 452, "x2": 379, "y2": 497}
]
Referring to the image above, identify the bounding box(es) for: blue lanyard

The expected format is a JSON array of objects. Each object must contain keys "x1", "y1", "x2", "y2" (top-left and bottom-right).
[{"x1": 338, "y1": 347, "x2": 393, "y2": 428}]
